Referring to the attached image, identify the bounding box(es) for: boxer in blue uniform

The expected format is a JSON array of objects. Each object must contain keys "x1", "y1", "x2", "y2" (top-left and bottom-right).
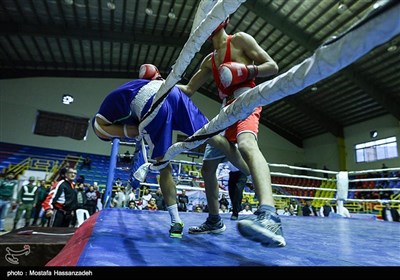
[{"x1": 93, "y1": 64, "x2": 249, "y2": 238}]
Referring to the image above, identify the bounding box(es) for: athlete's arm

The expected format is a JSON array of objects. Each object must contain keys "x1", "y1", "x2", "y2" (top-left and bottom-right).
[
  {"x1": 93, "y1": 116, "x2": 138, "y2": 140},
  {"x1": 233, "y1": 32, "x2": 279, "y2": 77},
  {"x1": 177, "y1": 54, "x2": 213, "y2": 97}
]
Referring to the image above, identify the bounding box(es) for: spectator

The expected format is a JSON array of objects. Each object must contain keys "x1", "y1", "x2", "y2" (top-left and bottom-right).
[
  {"x1": 219, "y1": 193, "x2": 230, "y2": 209},
  {"x1": 193, "y1": 204, "x2": 203, "y2": 213},
  {"x1": 381, "y1": 202, "x2": 399, "y2": 222},
  {"x1": 319, "y1": 200, "x2": 335, "y2": 217},
  {"x1": 31, "y1": 180, "x2": 50, "y2": 226},
  {"x1": 42, "y1": 168, "x2": 78, "y2": 227},
  {"x1": 239, "y1": 204, "x2": 253, "y2": 215},
  {"x1": 127, "y1": 200, "x2": 139, "y2": 210},
  {"x1": 0, "y1": 172, "x2": 18, "y2": 232},
  {"x1": 144, "y1": 198, "x2": 158, "y2": 211},
  {"x1": 13, "y1": 176, "x2": 38, "y2": 229},
  {"x1": 282, "y1": 207, "x2": 291, "y2": 216},
  {"x1": 302, "y1": 200, "x2": 318, "y2": 216},
  {"x1": 152, "y1": 187, "x2": 166, "y2": 211},
  {"x1": 288, "y1": 199, "x2": 299, "y2": 216},
  {"x1": 177, "y1": 189, "x2": 189, "y2": 212}
]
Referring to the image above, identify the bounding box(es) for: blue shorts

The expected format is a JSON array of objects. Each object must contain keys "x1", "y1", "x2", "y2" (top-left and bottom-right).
[
  {"x1": 203, "y1": 144, "x2": 226, "y2": 162},
  {"x1": 95, "y1": 79, "x2": 209, "y2": 159},
  {"x1": 142, "y1": 87, "x2": 208, "y2": 159}
]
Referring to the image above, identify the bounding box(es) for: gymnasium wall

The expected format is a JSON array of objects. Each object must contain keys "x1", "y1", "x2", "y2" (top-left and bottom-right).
[
  {"x1": 0, "y1": 77, "x2": 302, "y2": 164},
  {"x1": 1, "y1": 77, "x2": 399, "y2": 171}
]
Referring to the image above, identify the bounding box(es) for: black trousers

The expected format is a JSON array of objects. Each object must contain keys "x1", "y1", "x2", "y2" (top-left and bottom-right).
[
  {"x1": 50, "y1": 209, "x2": 73, "y2": 227},
  {"x1": 228, "y1": 171, "x2": 247, "y2": 215}
]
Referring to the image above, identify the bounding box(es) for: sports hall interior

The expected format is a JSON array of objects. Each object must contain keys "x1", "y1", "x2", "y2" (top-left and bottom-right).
[{"x1": 0, "y1": 0, "x2": 399, "y2": 268}]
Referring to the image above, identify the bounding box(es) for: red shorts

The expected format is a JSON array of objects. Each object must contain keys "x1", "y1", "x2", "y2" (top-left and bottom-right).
[{"x1": 224, "y1": 106, "x2": 262, "y2": 143}]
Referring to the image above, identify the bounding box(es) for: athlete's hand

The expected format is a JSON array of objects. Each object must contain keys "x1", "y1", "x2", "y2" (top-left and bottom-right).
[{"x1": 218, "y1": 62, "x2": 258, "y2": 88}]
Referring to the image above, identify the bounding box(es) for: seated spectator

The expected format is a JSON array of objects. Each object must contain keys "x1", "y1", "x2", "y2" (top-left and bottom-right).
[
  {"x1": 144, "y1": 198, "x2": 158, "y2": 211},
  {"x1": 127, "y1": 200, "x2": 139, "y2": 210},
  {"x1": 219, "y1": 193, "x2": 230, "y2": 209},
  {"x1": 240, "y1": 197, "x2": 252, "y2": 211},
  {"x1": 219, "y1": 203, "x2": 229, "y2": 214},
  {"x1": 141, "y1": 188, "x2": 153, "y2": 209},
  {"x1": 282, "y1": 207, "x2": 291, "y2": 216},
  {"x1": 193, "y1": 204, "x2": 203, "y2": 213},
  {"x1": 288, "y1": 199, "x2": 299, "y2": 216},
  {"x1": 319, "y1": 200, "x2": 335, "y2": 217},
  {"x1": 239, "y1": 204, "x2": 253, "y2": 215},
  {"x1": 302, "y1": 200, "x2": 317, "y2": 216}
]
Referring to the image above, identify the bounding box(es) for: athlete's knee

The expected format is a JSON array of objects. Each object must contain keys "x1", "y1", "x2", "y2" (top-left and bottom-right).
[{"x1": 201, "y1": 164, "x2": 215, "y2": 178}]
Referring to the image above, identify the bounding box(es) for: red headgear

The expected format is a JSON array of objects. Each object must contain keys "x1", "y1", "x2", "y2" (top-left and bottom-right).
[{"x1": 139, "y1": 64, "x2": 162, "y2": 80}]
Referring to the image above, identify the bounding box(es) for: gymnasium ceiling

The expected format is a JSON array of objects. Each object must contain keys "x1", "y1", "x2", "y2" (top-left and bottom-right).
[{"x1": 0, "y1": 0, "x2": 399, "y2": 147}]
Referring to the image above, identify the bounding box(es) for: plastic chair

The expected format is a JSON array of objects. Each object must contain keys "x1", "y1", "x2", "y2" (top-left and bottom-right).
[{"x1": 75, "y1": 209, "x2": 90, "y2": 227}]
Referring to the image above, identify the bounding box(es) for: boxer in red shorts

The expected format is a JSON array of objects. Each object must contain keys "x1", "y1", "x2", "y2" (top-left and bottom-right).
[{"x1": 178, "y1": 18, "x2": 286, "y2": 247}]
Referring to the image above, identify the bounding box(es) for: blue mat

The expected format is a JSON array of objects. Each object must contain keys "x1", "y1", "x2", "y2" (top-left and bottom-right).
[{"x1": 51, "y1": 208, "x2": 400, "y2": 266}]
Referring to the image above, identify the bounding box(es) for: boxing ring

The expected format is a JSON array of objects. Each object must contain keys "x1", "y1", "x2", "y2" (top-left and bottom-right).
[
  {"x1": 46, "y1": 158, "x2": 400, "y2": 266},
  {"x1": 45, "y1": 0, "x2": 400, "y2": 267}
]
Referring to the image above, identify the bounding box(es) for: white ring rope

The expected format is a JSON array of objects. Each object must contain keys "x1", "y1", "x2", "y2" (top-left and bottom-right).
[
  {"x1": 137, "y1": 157, "x2": 399, "y2": 204},
  {"x1": 158, "y1": 0, "x2": 400, "y2": 165},
  {"x1": 269, "y1": 163, "x2": 339, "y2": 175},
  {"x1": 134, "y1": 1, "x2": 400, "y2": 188},
  {"x1": 133, "y1": 0, "x2": 245, "y2": 181},
  {"x1": 271, "y1": 172, "x2": 331, "y2": 182},
  {"x1": 349, "y1": 177, "x2": 400, "y2": 182},
  {"x1": 136, "y1": 160, "x2": 400, "y2": 217},
  {"x1": 348, "y1": 167, "x2": 400, "y2": 175},
  {"x1": 273, "y1": 183, "x2": 336, "y2": 192},
  {"x1": 138, "y1": 0, "x2": 245, "y2": 134}
]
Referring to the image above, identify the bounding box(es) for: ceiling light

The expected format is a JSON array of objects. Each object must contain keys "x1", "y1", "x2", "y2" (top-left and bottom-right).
[
  {"x1": 64, "y1": 0, "x2": 74, "y2": 5},
  {"x1": 62, "y1": 94, "x2": 74, "y2": 105},
  {"x1": 387, "y1": 45, "x2": 397, "y2": 52},
  {"x1": 107, "y1": 1, "x2": 116, "y2": 10},
  {"x1": 337, "y1": 3, "x2": 347, "y2": 14},
  {"x1": 145, "y1": 0, "x2": 153, "y2": 16},
  {"x1": 370, "y1": 130, "x2": 378, "y2": 138},
  {"x1": 311, "y1": 86, "x2": 318, "y2": 92},
  {"x1": 168, "y1": 9, "x2": 176, "y2": 19}
]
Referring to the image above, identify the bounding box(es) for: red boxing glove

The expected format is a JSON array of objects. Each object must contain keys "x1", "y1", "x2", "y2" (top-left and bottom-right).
[
  {"x1": 139, "y1": 64, "x2": 162, "y2": 80},
  {"x1": 218, "y1": 62, "x2": 258, "y2": 88}
]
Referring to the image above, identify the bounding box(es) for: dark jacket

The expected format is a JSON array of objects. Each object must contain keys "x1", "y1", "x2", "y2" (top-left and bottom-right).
[{"x1": 42, "y1": 179, "x2": 77, "y2": 212}]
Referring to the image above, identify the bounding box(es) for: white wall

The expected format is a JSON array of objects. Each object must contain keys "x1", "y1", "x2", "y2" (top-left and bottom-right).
[
  {"x1": 0, "y1": 77, "x2": 125, "y2": 155},
  {"x1": 303, "y1": 133, "x2": 340, "y2": 170},
  {"x1": 344, "y1": 115, "x2": 400, "y2": 171},
  {"x1": 303, "y1": 114, "x2": 400, "y2": 171},
  {"x1": 0, "y1": 77, "x2": 303, "y2": 164}
]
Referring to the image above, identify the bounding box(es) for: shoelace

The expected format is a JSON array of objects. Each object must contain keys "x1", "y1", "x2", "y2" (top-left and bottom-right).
[{"x1": 256, "y1": 213, "x2": 282, "y2": 234}]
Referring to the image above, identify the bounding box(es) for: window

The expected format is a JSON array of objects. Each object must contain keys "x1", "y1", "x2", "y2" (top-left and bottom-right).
[
  {"x1": 355, "y1": 136, "x2": 398, "y2": 163},
  {"x1": 34, "y1": 110, "x2": 90, "y2": 140}
]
